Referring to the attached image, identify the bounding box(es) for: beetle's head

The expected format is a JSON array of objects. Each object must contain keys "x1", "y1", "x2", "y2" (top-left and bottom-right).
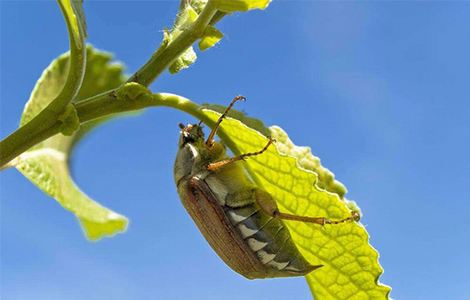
[{"x1": 178, "y1": 123, "x2": 205, "y2": 147}]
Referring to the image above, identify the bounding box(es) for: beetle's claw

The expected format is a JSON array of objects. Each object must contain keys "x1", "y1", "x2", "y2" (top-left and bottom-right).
[
  {"x1": 351, "y1": 211, "x2": 361, "y2": 222},
  {"x1": 235, "y1": 95, "x2": 246, "y2": 102}
]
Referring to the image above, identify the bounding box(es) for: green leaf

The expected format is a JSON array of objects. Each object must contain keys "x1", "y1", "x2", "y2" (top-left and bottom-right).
[
  {"x1": 16, "y1": 46, "x2": 128, "y2": 241},
  {"x1": 199, "y1": 26, "x2": 224, "y2": 51},
  {"x1": 169, "y1": 46, "x2": 197, "y2": 74},
  {"x1": 168, "y1": 5, "x2": 200, "y2": 74},
  {"x1": 201, "y1": 109, "x2": 391, "y2": 299},
  {"x1": 271, "y1": 127, "x2": 347, "y2": 199},
  {"x1": 213, "y1": 0, "x2": 272, "y2": 12}
]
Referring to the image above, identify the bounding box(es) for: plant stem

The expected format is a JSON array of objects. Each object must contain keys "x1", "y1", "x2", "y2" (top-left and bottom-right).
[
  {"x1": 76, "y1": 92, "x2": 240, "y2": 152},
  {"x1": 0, "y1": 1, "x2": 86, "y2": 168},
  {"x1": 76, "y1": 91, "x2": 213, "y2": 125},
  {"x1": 0, "y1": 0, "x2": 223, "y2": 168},
  {"x1": 0, "y1": 90, "x2": 241, "y2": 169},
  {"x1": 128, "y1": 0, "x2": 218, "y2": 86}
]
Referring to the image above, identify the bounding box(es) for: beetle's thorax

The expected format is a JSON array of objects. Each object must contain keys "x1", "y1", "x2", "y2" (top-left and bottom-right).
[{"x1": 174, "y1": 137, "x2": 226, "y2": 186}]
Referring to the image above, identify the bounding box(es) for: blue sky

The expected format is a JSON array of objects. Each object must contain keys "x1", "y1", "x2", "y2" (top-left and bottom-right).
[{"x1": 1, "y1": 1, "x2": 470, "y2": 299}]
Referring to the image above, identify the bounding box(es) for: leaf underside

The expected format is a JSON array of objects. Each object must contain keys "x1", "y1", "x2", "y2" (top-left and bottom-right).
[
  {"x1": 17, "y1": 46, "x2": 128, "y2": 240},
  {"x1": 201, "y1": 109, "x2": 391, "y2": 299}
]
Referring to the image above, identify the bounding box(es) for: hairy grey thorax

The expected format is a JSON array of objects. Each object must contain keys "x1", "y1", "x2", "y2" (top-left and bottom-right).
[{"x1": 174, "y1": 143, "x2": 201, "y2": 186}]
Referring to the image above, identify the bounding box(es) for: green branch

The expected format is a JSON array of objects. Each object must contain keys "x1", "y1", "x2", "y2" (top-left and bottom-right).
[
  {"x1": 77, "y1": 90, "x2": 239, "y2": 152},
  {"x1": 0, "y1": 0, "x2": 223, "y2": 168},
  {"x1": 0, "y1": 0, "x2": 86, "y2": 169},
  {"x1": 127, "y1": 0, "x2": 218, "y2": 86},
  {"x1": 0, "y1": 85, "x2": 239, "y2": 169}
]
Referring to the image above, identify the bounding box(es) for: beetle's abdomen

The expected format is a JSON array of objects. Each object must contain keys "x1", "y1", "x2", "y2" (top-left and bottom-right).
[
  {"x1": 178, "y1": 173, "x2": 319, "y2": 279},
  {"x1": 225, "y1": 201, "x2": 317, "y2": 277}
]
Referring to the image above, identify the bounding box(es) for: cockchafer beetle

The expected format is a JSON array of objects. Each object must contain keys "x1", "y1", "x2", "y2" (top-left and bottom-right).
[{"x1": 174, "y1": 96, "x2": 360, "y2": 279}]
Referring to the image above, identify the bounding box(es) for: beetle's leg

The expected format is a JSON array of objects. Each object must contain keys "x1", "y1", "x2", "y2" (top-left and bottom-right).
[
  {"x1": 207, "y1": 138, "x2": 274, "y2": 171},
  {"x1": 255, "y1": 189, "x2": 360, "y2": 225},
  {"x1": 206, "y1": 95, "x2": 246, "y2": 147},
  {"x1": 275, "y1": 210, "x2": 360, "y2": 225}
]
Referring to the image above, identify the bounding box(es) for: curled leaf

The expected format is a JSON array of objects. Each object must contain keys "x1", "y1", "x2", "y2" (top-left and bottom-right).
[{"x1": 16, "y1": 46, "x2": 128, "y2": 240}]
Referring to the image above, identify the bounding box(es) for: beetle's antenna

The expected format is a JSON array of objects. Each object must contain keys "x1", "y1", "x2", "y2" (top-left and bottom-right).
[{"x1": 206, "y1": 95, "x2": 245, "y2": 147}]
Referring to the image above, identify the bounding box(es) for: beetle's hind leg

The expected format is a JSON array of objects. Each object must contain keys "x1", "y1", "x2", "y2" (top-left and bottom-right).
[
  {"x1": 255, "y1": 189, "x2": 360, "y2": 225},
  {"x1": 206, "y1": 95, "x2": 246, "y2": 147},
  {"x1": 207, "y1": 138, "x2": 274, "y2": 171}
]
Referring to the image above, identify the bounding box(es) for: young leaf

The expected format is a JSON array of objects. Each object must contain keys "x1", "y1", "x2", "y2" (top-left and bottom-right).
[
  {"x1": 201, "y1": 109, "x2": 391, "y2": 299},
  {"x1": 169, "y1": 46, "x2": 198, "y2": 74},
  {"x1": 199, "y1": 26, "x2": 224, "y2": 51},
  {"x1": 167, "y1": 0, "x2": 224, "y2": 73},
  {"x1": 168, "y1": 5, "x2": 199, "y2": 74},
  {"x1": 16, "y1": 46, "x2": 128, "y2": 241},
  {"x1": 213, "y1": 0, "x2": 272, "y2": 12}
]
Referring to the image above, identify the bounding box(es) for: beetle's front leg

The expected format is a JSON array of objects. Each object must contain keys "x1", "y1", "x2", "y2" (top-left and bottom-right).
[
  {"x1": 255, "y1": 189, "x2": 360, "y2": 225},
  {"x1": 207, "y1": 138, "x2": 274, "y2": 172}
]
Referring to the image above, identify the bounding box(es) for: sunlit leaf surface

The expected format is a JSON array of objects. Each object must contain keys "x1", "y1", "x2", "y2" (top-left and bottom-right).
[{"x1": 202, "y1": 108, "x2": 391, "y2": 299}]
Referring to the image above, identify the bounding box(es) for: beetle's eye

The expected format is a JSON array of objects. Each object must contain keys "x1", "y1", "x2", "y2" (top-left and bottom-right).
[
  {"x1": 182, "y1": 133, "x2": 196, "y2": 144},
  {"x1": 178, "y1": 123, "x2": 185, "y2": 129}
]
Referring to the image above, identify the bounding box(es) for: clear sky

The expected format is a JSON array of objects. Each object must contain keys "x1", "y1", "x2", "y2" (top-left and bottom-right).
[{"x1": 1, "y1": 1, "x2": 470, "y2": 299}]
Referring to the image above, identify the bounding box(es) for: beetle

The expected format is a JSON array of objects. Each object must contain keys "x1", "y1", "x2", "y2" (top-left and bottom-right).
[{"x1": 174, "y1": 96, "x2": 360, "y2": 279}]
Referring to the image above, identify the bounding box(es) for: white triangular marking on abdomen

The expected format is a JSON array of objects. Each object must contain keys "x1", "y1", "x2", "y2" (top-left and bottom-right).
[
  {"x1": 227, "y1": 210, "x2": 249, "y2": 224},
  {"x1": 256, "y1": 250, "x2": 276, "y2": 264},
  {"x1": 267, "y1": 260, "x2": 289, "y2": 270},
  {"x1": 238, "y1": 224, "x2": 258, "y2": 238},
  {"x1": 247, "y1": 238, "x2": 268, "y2": 252}
]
